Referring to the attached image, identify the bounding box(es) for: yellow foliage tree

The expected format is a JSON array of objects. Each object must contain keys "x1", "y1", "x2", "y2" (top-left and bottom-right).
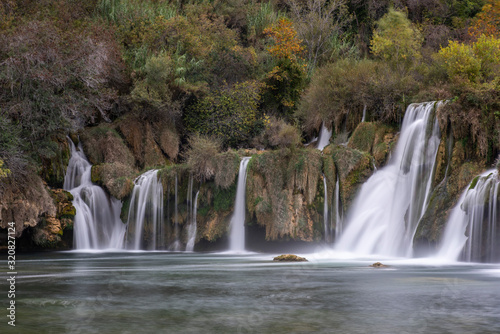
[
  {"x1": 263, "y1": 18, "x2": 307, "y2": 116},
  {"x1": 370, "y1": 8, "x2": 423, "y2": 70},
  {"x1": 437, "y1": 35, "x2": 500, "y2": 83}
]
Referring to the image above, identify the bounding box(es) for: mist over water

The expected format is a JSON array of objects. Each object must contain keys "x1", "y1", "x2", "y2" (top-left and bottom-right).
[{"x1": 16, "y1": 252, "x2": 500, "y2": 334}]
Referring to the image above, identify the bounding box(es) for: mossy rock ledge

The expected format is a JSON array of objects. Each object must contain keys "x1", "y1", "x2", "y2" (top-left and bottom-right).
[{"x1": 273, "y1": 254, "x2": 308, "y2": 262}]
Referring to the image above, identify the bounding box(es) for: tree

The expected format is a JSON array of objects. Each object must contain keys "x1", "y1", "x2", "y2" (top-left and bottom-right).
[
  {"x1": 288, "y1": 0, "x2": 351, "y2": 72},
  {"x1": 437, "y1": 41, "x2": 481, "y2": 82},
  {"x1": 370, "y1": 8, "x2": 423, "y2": 70},
  {"x1": 436, "y1": 35, "x2": 500, "y2": 83},
  {"x1": 184, "y1": 81, "x2": 263, "y2": 148},
  {"x1": 469, "y1": 0, "x2": 500, "y2": 39},
  {"x1": 262, "y1": 18, "x2": 307, "y2": 117}
]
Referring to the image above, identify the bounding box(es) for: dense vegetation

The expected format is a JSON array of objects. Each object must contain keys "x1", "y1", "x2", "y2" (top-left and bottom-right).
[{"x1": 0, "y1": 0, "x2": 499, "y2": 186}]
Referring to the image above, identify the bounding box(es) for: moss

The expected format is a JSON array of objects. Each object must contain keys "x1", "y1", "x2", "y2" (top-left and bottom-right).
[
  {"x1": 60, "y1": 204, "x2": 76, "y2": 219},
  {"x1": 348, "y1": 122, "x2": 376, "y2": 153},
  {"x1": 469, "y1": 176, "x2": 480, "y2": 190},
  {"x1": 331, "y1": 146, "x2": 373, "y2": 210},
  {"x1": 213, "y1": 183, "x2": 237, "y2": 212},
  {"x1": 39, "y1": 133, "x2": 71, "y2": 188}
]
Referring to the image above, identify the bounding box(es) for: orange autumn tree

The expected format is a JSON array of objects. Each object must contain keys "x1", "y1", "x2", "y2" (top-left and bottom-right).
[
  {"x1": 469, "y1": 0, "x2": 500, "y2": 39},
  {"x1": 262, "y1": 18, "x2": 307, "y2": 118}
]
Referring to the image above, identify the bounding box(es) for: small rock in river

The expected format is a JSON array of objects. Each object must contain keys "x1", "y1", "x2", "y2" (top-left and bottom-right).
[
  {"x1": 370, "y1": 262, "x2": 389, "y2": 268},
  {"x1": 273, "y1": 254, "x2": 308, "y2": 262}
]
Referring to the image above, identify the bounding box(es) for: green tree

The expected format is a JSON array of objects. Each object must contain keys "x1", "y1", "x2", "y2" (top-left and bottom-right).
[
  {"x1": 370, "y1": 8, "x2": 423, "y2": 70},
  {"x1": 184, "y1": 81, "x2": 263, "y2": 148}
]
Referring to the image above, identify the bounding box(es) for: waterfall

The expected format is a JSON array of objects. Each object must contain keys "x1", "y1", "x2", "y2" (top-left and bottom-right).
[
  {"x1": 317, "y1": 122, "x2": 332, "y2": 151},
  {"x1": 323, "y1": 175, "x2": 330, "y2": 242},
  {"x1": 335, "y1": 102, "x2": 441, "y2": 257},
  {"x1": 125, "y1": 170, "x2": 164, "y2": 250},
  {"x1": 334, "y1": 175, "x2": 343, "y2": 240},
  {"x1": 361, "y1": 104, "x2": 367, "y2": 122},
  {"x1": 229, "y1": 157, "x2": 251, "y2": 252},
  {"x1": 186, "y1": 191, "x2": 199, "y2": 252},
  {"x1": 438, "y1": 170, "x2": 500, "y2": 262},
  {"x1": 64, "y1": 140, "x2": 126, "y2": 250},
  {"x1": 171, "y1": 174, "x2": 181, "y2": 251}
]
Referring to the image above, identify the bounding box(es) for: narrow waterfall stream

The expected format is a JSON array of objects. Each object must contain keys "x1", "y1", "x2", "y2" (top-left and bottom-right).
[
  {"x1": 438, "y1": 170, "x2": 500, "y2": 262},
  {"x1": 64, "y1": 140, "x2": 125, "y2": 249},
  {"x1": 125, "y1": 169, "x2": 163, "y2": 250},
  {"x1": 186, "y1": 191, "x2": 199, "y2": 252},
  {"x1": 335, "y1": 102, "x2": 441, "y2": 257},
  {"x1": 172, "y1": 174, "x2": 181, "y2": 251},
  {"x1": 322, "y1": 175, "x2": 330, "y2": 242},
  {"x1": 334, "y1": 175, "x2": 343, "y2": 240},
  {"x1": 229, "y1": 157, "x2": 251, "y2": 252},
  {"x1": 317, "y1": 122, "x2": 332, "y2": 151}
]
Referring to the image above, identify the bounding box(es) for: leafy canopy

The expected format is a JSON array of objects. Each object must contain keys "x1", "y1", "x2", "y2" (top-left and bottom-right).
[{"x1": 370, "y1": 8, "x2": 423, "y2": 69}]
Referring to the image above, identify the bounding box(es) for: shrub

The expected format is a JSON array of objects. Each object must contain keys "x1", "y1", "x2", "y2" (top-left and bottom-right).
[
  {"x1": 436, "y1": 41, "x2": 481, "y2": 82},
  {"x1": 184, "y1": 135, "x2": 222, "y2": 182},
  {"x1": 184, "y1": 81, "x2": 263, "y2": 148},
  {"x1": 252, "y1": 116, "x2": 301, "y2": 149},
  {"x1": 436, "y1": 35, "x2": 500, "y2": 83}
]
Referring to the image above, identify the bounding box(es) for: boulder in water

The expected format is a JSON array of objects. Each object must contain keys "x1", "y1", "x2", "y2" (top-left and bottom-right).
[
  {"x1": 273, "y1": 254, "x2": 308, "y2": 262},
  {"x1": 370, "y1": 262, "x2": 389, "y2": 268}
]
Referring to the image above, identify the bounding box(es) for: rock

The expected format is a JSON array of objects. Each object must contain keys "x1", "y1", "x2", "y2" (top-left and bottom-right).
[
  {"x1": 370, "y1": 262, "x2": 389, "y2": 268},
  {"x1": 273, "y1": 254, "x2": 308, "y2": 262}
]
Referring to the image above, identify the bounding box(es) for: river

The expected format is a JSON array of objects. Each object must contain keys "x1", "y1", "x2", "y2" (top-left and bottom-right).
[{"x1": 15, "y1": 251, "x2": 500, "y2": 333}]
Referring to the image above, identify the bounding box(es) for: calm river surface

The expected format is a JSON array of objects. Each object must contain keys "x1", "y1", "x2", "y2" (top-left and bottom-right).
[{"x1": 11, "y1": 251, "x2": 500, "y2": 333}]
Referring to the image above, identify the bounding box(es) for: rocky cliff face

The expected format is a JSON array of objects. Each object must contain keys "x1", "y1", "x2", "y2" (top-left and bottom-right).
[
  {"x1": 414, "y1": 107, "x2": 490, "y2": 252},
  {"x1": 0, "y1": 175, "x2": 75, "y2": 250}
]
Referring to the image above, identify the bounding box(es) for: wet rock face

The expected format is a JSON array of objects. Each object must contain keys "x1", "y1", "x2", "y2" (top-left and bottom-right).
[
  {"x1": 246, "y1": 149, "x2": 323, "y2": 242},
  {"x1": 273, "y1": 254, "x2": 308, "y2": 262},
  {"x1": 39, "y1": 134, "x2": 71, "y2": 189},
  {"x1": 347, "y1": 122, "x2": 397, "y2": 168},
  {"x1": 326, "y1": 145, "x2": 373, "y2": 211},
  {"x1": 414, "y1": 139, "x2": 483, "y2": 250}
]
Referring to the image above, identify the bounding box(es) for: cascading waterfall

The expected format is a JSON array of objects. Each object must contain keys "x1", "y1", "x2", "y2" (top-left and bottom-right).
[
  {"x1": 125, "y1": 170, "x2": 164, "y2": 250},
  {"x1": 334, "y1": 175, "x2": 343, "y2": 240},
  {"x1": 438, "y1": 170, "x2": 500, "y2": 262},
  {"x1": 317, "y1": 122, "x2": 332, "y2": 151},
  {"x1": 335, "y1": 102, "x2": 441, "y2": 257},
  {"x1": 64, "y1": 140, "x2": 125, "y2": 250},
  {"x1": 361, "y1": 104, "x2": 367, "y2": 122},
  {"x1": 186, "y1": 191, "x2": 199, "y2": 252},
  {"x1": 229, "y1": 157, "x2": 251, "y2": 252}
]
